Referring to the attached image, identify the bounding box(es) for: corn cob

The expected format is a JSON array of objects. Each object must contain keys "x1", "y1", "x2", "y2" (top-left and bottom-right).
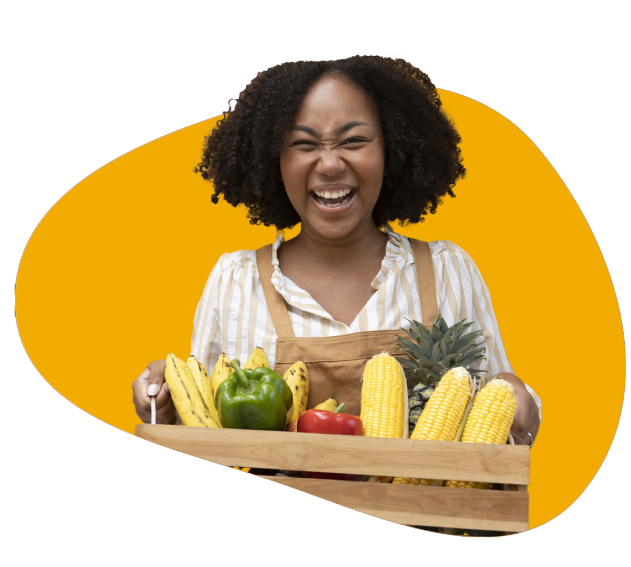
[
  {"x1": 359, "y1": 353, "x2": 408, "y2": 483},
  {"x1": 360, "y1": 353, "x2": 408, "y2": 439},
  {"x1": 392, "y1": 366, "x2": 473, "y2": 485},
  {"x1": 445, "y1": 377, "x2": 517, "y2": 490}
]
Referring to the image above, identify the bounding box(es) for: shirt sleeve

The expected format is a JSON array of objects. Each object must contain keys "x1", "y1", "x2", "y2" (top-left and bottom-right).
[
  {"x1": 190, "y1": 255, "x2": 226, "y2": 375},
  {"x1": 431, "y1": 241, "x2": 542, "y2": 423}
]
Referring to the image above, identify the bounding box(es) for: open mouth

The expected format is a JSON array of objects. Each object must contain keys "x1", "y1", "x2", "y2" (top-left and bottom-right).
[{"x1": 310, "y1": 187, "x2": 355, "y2": 209}]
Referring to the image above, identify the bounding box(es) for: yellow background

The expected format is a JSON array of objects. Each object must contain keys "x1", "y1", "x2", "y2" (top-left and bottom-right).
[{"x1": 15, "y1": 90, "x2": 625, "y2": 530}]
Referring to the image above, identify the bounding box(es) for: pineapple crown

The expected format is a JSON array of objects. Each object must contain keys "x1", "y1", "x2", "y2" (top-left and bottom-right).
[{"x1": 395, "y1": 312, "x2": 487, "y2": 388}]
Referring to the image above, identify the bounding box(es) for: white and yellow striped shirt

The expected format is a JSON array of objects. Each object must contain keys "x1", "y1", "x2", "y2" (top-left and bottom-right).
[{"x1": 191, "y1": 227, "x2": 542, "y2": 419}]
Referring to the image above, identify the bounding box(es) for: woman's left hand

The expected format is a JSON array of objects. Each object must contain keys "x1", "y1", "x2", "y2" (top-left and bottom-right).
[{"x1": 496, "y1": 372, "x2": 540, "y2": 446}]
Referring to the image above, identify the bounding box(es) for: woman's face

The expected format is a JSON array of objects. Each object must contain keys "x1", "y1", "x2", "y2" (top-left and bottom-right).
[{"x1": 280, "y1": 75, "x2": 385, "y2": 241}]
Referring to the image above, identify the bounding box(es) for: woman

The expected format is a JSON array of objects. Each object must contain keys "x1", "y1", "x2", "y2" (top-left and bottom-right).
[{"x1": 132, "y1": 56, "x2": 541, "y2": 444}]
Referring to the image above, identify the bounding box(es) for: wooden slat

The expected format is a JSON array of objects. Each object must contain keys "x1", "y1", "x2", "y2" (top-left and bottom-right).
[
  {"x1": 264, "y1": 476, "x2": 529, "y2": 532},
  {"x1": 135, "y1": 424, "x2": 529, "y2": 484}
]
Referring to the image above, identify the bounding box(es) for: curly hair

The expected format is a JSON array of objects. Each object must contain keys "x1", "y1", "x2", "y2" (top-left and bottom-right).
[{"x1": 195, "y1": 56, "x2": 466, "y2": 229}]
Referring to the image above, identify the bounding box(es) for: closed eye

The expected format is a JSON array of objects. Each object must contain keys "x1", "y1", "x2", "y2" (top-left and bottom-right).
[{"x1": 289, "y1": 137, "x2": 368, "y2": 148}]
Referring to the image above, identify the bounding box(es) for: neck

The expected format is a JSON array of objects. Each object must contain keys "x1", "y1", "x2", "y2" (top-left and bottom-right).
[{"x1": 288, "y1": 216, "x2": 387, "y2": 265}]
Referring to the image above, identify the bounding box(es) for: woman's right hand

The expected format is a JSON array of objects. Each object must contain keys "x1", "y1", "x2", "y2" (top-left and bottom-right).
[{"x1": 132, "y1": 360, "x2": 177, "y2": 424}]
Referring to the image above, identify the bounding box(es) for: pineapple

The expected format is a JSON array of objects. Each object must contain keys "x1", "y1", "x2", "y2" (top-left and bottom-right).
[{"x1": 396, "y1": 313, "x2": 487, "y2": 435}]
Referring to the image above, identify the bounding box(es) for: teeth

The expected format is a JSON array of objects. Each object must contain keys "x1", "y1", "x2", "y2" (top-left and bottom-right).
[{"x1": 314, "y1": 188, "x2": 352, "y2": 198}]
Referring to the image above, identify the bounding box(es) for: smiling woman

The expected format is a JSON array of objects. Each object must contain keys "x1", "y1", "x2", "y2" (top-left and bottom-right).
[{"x1": 132, "y1": 56, "x2": 541, "y2": 451}]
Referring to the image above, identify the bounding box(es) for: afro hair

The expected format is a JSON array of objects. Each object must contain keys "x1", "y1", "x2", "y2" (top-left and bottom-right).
[{"x1": 195, "y1": 56, "x2": 466, "y2": 229}]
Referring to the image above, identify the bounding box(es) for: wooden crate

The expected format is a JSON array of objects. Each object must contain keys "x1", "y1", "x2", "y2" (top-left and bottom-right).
[{"x1": 135, "y1": 424, "x2": 529, "y2": 533}]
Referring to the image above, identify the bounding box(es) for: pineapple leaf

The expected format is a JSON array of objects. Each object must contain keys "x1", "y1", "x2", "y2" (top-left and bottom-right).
[
  {"x1": 396, "y1": 336, "x2": 428, "y2": 359},
  {"x1": 430, "y1": 340, "x2": 447, "y2": 361},
  {"x1": 436, "y1": 313, "x2": 449, "y2": 334},
  {"x1": 413, "y1": 368, "x2": 436, "y2": 387},
  {"x1": 441, "y1": 352, "x2": 463, "y2": 367},
  {"x1": 453, "y1": 330, "x2": 484, "y2": 353},
  {"x1": 395, "y1": 357, "x2": 418, "y2": 369},
  {"x1": 417, "y1": 358, "x2": 435, "y2": 370},
  {"x1": 400, "y1": 326, "x2": 421, "y2": 343},
  {"x1": 459, "y1": 342, "x2": 486, "y2": 359},
  {"x1": 406, "y1": 318, "x2": 433, "y2": 344},
  {"x1": 452, "y1": 320, "x2": 474, "y2": 342},
  {"x1": 399, "y1": 326, "x2": 434, "y2": 358},
  {"x1": 430, "y1": 324, "x2": 443, "y2": 343},
  {"x1": 466, "y1": 345, "x2": 487, "y2": 357},
  {"x1": 431, "y1": 362, "x2": 445, "y2": 376},
  {"x1": 459, "y1": 351, "x2": 487, "y2": 367}
]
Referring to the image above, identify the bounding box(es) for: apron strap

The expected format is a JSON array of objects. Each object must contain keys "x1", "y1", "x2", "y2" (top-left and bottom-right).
[
  {"x1": 409, "y1": 239, "x2": 438, "y2": 329},
  {"x1": 256, "y1": 244, "x2": 296, "y2": 338}
]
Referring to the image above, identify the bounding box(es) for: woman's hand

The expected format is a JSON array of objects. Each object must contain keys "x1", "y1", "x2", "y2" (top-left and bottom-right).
[
  {"x1": 132, "y1": 360, "x2": 177, "y2": 424},
  {"x1": 497, "y1": 372, "x2": 540, "y2": 446}
]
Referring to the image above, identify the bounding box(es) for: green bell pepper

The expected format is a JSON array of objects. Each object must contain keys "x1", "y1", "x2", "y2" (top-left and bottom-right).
[{"x1": 214, "y1": 360, "x2": 294, "y2": 431}]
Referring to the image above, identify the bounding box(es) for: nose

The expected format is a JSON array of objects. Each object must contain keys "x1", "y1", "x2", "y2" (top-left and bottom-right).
[{"x1": 315, "y1": 147, "x2": 346, "y2": 178}]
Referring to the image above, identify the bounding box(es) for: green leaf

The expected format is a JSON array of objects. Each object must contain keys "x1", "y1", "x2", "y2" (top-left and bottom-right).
[
  {"x1": 396, "y1": 337, "x2": 426, "y2": 358},
  {"x1": 396, "y1": 357, "x2": 418, "y2": 369},
  {"x1": 431, "y1": 340, "x2": 445, "y2": 361},
  {"x1": 441, "y1": 353, "x2": 463, "y2": 367},
  {"x1": 431, "y1": 362, "x2": 445, "y2": 377},
  {"x1": 453, "y1": 331, "x2": 484, "y2": 353},
  {"x1": 460, "y1": 345, "x2": 486, "y2": 360},
  {"x1": 411, "y1": 319, "x2": 434, "y2": 345},
  {"x1": 431, "y1": 324, "x2": 443, "y2": 343},
  {"x1": 435, "y1": 313, "x2": 449, "y2": 334}
]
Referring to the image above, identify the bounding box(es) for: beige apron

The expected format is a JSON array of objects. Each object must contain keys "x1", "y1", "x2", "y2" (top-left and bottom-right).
[{"x1": 255, "y1": 238, "x2": 438, "y2": 417}]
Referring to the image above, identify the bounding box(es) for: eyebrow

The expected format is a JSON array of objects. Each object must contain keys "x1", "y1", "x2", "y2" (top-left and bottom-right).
[{"x1": 291, "y1": 121, "x2": 368, "y2": 137}]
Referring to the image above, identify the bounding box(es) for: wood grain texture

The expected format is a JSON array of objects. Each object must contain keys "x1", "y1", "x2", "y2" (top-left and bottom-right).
[
  {"x1": 135, "y1": 424, "x2": 529, "y2": 484},
  {"x1": 264, "y1": 476, "x2": 529, "y2": 532}
]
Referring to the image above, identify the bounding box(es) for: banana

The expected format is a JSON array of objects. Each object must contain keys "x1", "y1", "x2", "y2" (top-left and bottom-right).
[
  {"x1": 314, "y1": 398, "x2": 338, "y2": 412},
  {"x1": 164, "y1": 353, "x2": 219, "y2": 427},
  {"x1": 243, "y1": 346, "x2": 269, "y2": 370},
  {"x1": 210, "y1": 353, "x2": 233, "y2": 399},
  {"x1": 283, "y1": 360, "x2": 309, "y2": 422},
  {"x1": 187, "y1": 356, "x2": 221, "y2": 427}
]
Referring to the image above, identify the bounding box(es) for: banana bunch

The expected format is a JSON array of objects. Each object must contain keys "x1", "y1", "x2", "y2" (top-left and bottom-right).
[
  {"x1": 165, "y1": 347, "x2": 311, "y2": 430},
  {"x1": 164, "y1": 353, "x2": 220, "y2": 427}
]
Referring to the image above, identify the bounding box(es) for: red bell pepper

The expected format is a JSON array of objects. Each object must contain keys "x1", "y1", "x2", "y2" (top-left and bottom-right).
[{"x1": 297, "y1": 403, "x2": 363, "y2": 481}]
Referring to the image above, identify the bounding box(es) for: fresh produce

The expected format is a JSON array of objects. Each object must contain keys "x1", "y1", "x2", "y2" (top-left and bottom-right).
[
  {"x1": 359, "y1": 352, "x2": 408, "y2": 483},
  {"x1": 187, "y1": 356, "x2": 220, "y2": 426},
  {"x1": 298, "y1": 403, "x2": 363, "y2": 436},
  {"x1": 283, "y1": 360, "x2": 310, "y2": 422},
  {"x1": 360, "y1": 353, "x2": 408, "y2": 439},
  {"x1": 298, "y1": 403, "x2": 362, "y2": 480},
  {"x1": 243, "y1": 346, "x2": 270, "y2": 370},
  {"x1": 314, "y1": 398, "x2": 338, "y2": 412},
  {"x1": 215, "y1": 360, "x2": 294, "y2": 431},
  {"x1": 210, "y1": 353, "x2": 232, "y2": 398},
  {"x1": 396, "y1": 313, "x2": 486, "y2": 435},
  {"x1": 444, "y1": 377, "x2": 517, "y2": 489},
  {"x1": 164, "y1": 353, "x2": 220, "y2": 427},
  {"x1": 392, "y1": 366, "x2": 473, "y2": 485}
]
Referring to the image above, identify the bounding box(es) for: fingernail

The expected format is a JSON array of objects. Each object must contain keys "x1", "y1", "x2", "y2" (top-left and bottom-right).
[{"x1": 147, "y1": 384, "x2": 158, "y2": 396}]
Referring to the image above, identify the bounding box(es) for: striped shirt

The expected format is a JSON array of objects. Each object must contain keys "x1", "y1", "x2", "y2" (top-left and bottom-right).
[{"x1": 191, "y1": 227, "x2": 542, "y2": 419}]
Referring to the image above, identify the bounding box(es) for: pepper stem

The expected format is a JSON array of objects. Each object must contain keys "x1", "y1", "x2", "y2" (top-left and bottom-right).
[
  {"x1": 231, "y1": 359, "x2": 249, "y2": 389},
  {"x1": 333, "y1": 403, "x2": 346, "y2": 414}
]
